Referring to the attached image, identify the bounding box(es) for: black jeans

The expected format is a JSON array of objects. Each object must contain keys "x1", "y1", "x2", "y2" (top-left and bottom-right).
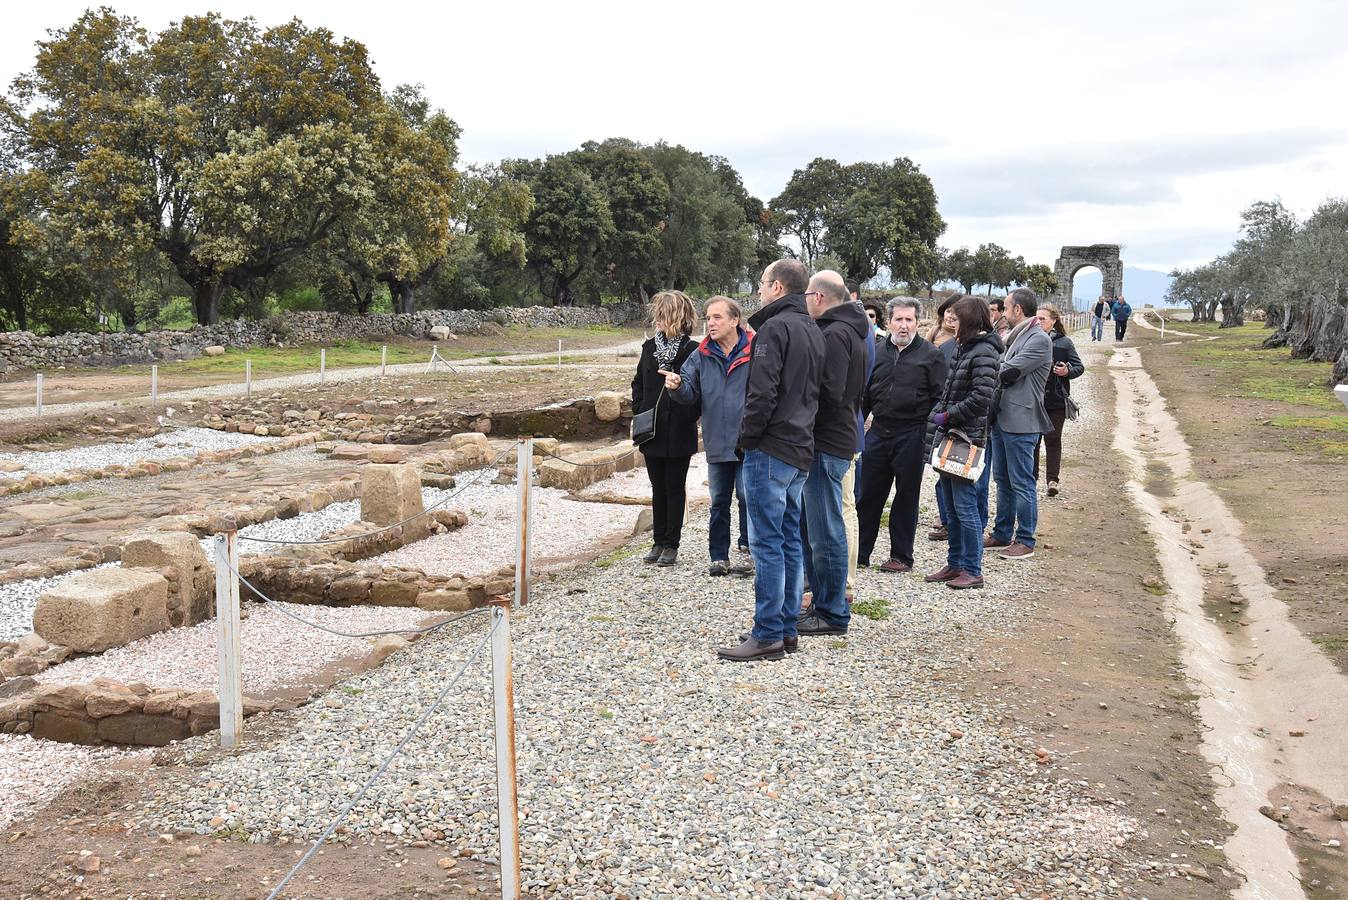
[
  {"x1": 1115, "y1": 318, "x2": 1128, "y2": 340},
  {"x1": 645, "y1": 455, "x2": 691, "y2": 549},
  {"x1": 856, "y1": 427, "x2": 925, "y2": 566},
  {"x1": 1034, "y1": 406, "x2": 1069, "y2": 483}
]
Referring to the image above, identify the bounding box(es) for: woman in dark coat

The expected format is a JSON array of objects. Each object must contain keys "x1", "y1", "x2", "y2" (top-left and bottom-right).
[
  {"x1": 631, "y1": 290, "x2": 700, "y2": 566},
  {"x1": 1034, "y1": 304, "x2": 1085, "y2": 496},
  {"x1": 923, "y1": 295, "x2": 1004, "y2": 591}
]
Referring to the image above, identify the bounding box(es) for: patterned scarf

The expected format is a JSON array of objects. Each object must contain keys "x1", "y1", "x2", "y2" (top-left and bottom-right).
[{"x1": 653, "y1": 331, "x2": 681, "y2": 369}]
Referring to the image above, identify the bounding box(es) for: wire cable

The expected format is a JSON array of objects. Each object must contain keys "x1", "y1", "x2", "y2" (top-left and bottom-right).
[
  {"x1": 534, "y1": 444, "x2": 640, "y2": 468},
  {"x1": 264, "y1": 615, "x2": 499, "y2": 900}
]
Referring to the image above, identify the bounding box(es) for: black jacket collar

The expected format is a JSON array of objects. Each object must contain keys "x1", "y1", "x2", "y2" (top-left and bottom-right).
[{"x1": 748, "y1": 293, "x2": 807, "y2": 329}]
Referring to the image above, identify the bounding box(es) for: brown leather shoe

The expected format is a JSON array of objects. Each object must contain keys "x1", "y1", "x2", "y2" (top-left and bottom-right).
[
  {"x1": 927, "y1": 525, "x2": 948, "y2": 541},
  {"x1": 946, "y1": 573, "x2": 985, "y2": 590},
  {"x1": 924, "y1": 565, "x2": 961, "y2": 583},
  {"x1": 983, "y1": 535, "x2": 1012, "y2": 549},
  {"x1": 998, "y1": 542, "x2": 1035, "y2": 559},
  {"x1": 878, "y1": 558, "x2": 912, "y2": 573}
]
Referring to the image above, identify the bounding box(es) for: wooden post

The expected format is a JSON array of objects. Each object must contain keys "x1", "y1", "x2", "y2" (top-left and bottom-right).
[
  {"x1": 488, "y1": 599, "x2": 522, "y2": 899},
  {"x1": 213, "y1": 532, "x2": 243, "y2": 748},
  {"x1": 380, "y1": 344, "x2": 388, "y2": 377},
  {"x1": 557, "y1": 339, "x2": 562, "y2": 370},
  {"x1": 319, "y1": 348, "x2": 326, "y2": 384},
  {"x1": 150, "y1": 365, "x2": 159, "y2": 406},
  {"x1": 35, "y1": 374, "x2": 43, "y2": 417},
  {"x1": 245, "y1": 359, "x2": 252, "y2": 400},
  {"x1": 514, "y1": 436, "x2": 534, "y2": 607}
]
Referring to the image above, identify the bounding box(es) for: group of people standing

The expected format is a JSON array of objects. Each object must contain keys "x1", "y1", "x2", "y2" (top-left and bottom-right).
[{"x1": 630, "y1": 259, "x2": 1085, "y2": 662}]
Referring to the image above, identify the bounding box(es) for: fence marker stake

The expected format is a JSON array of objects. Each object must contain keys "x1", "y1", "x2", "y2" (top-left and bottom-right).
[
  {"x1": 381, "y1": 344, "x2": 387, "y2": 377},
  {"x1": 245, "y1": 359, "x2": 252, "y2": 400},
  {"x1": 213, "y1": 532, "x2": 244, "y2": 748},
  {"x1": 319, "y1": 348, "x2": 326, "y2": 384},
  {"x1": 488, "y1": 598, "x2": 523, "y2": 900},
  {"x1": 150, "y1": 365, "x2": 159, "y2": 406},
  {"x1": 557, "y1": 339, "x2": 562, "y2": 370},
  {"x1": 514, "y1": 436, "x2": 534, "y2": 607},
  {"x1": 35, "y1": 373, "x2": 43, "y2": 417}
]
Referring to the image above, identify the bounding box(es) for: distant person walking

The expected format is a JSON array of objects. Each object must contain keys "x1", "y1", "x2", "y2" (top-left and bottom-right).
[
  {"x1": 925, "y1": 296, "x2": 1003, "y2": 590},
  {"x1": 1110, "y1": 295, "x2": 1132, "y2": 341},
  {"x1": 631, "y1": 291, "x2": 699, "y2": 567},
  {"x1": 719, "y1": 259, "x2": 823, "y2": 662},
  {"x1": 985, "y1": 288, "x2": 1053, "y2": 560},
  {"x1": 1033, "y1": 304, "x2": 1084, "y2": 497},
  {"x1": 665, "y1": 296, "x2": 754, "y2": 576},
  {"x1": 857, "y1": 297, "x2": 948, "y2": 572},
  {"x1": 1091, "y1": 296, "x2": 1108, "y2": 342}
]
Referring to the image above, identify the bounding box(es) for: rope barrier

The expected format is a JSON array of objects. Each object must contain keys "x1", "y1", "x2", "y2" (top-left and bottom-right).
[
  {"x1": 231, "y1": 550, "x2": 493, "y2": 638},
  {"x1": 264, "y1": 615, "x2": 500, "y2": 900},
  {"x1": 237, "y1": 446, "x2": 515, "y2": 546},
  {"x1": 534, "y1": 444, "x2": 641, "y2": 468}
]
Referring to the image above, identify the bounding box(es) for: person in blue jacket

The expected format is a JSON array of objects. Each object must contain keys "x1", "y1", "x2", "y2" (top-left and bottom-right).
[
  {"x1": 1110, "y1": 295, "x2": 1132, "y2": 341},
  {"x1": 664, "y1": 296, "x2": 755, "y2": 577}
]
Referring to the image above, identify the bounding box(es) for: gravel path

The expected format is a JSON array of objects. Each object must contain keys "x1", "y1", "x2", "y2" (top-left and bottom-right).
[
  {"x1": 0, "y1": 427, "x2": 275, "y2": 480},
  {"x1": 141, "y1": 511, "x2": 1140, "y2": 895},
  {"x1": 0, "y1": 734, "x2": 149, "y2": 831},
  {"x1": 35, "y1": 602, "x2": 433, "y2": 693}
]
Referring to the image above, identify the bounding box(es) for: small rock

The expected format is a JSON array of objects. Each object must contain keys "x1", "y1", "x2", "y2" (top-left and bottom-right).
[
  {"x1": 437, "y1": 857, "x2": 457, "y2": 870},
  {"x1": 184, "y1": 845, "x2": 202, "y2": 858},
  {"x1": 1332, "y1": 803, "x2": 1348, "y2": 822},
  {"x1": 73, "y1": 853, "x2": 100, "y2": 874}
]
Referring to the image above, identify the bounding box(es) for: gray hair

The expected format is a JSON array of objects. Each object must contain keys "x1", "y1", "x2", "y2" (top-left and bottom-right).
[{"x1": 885, "y1": 296, "x2": 921, "y2": 321}]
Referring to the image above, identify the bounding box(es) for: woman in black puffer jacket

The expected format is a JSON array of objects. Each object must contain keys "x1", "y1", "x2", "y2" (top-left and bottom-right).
[
  {"x1": 631, "y1": 290, "x2": 700, "y2": 567},
  {"x1": 1034, "y1": 304, "x2": 1084, "y2": 497},
  {"x1": 923, "y1": 295, "x2": 1004, "y2": 591}
]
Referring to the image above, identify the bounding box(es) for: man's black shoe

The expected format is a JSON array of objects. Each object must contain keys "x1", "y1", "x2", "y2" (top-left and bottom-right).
[
  {"x1": 656, "y1": 547, "x2": 678, "y2": 567},
  {"x1": 739, "y1": 632, "x2": 799, "y2": 653},
  {"x1": 717, "y1": 637, "x2": 785, "y2": 661},
  {"x1": 796, "y1": 612, "x2": 848, "y2": 636},
  {"x1": 642, "y1": 544, "x2": 664, "y2": 564}
]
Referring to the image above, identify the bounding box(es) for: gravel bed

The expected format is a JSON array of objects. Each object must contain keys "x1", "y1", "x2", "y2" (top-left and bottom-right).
[
  {"x1": 577, "y1": 455, "x2": 712, "y2": 503},
  {"x1": 0, "y1": 427, "x2": 276, "y2": 480},
  {"x1": 35, "y1": 602, "x2": 434, "y2": 693},
  {"x1": 0, "y1": 563, "x2": 117, "y2": 642},
  {"x1": 141, "y1": 510, "x2": 1139, "y2": 895},
  {"x1": 0, "y1": 734, "x2": 150, "y2": 831},
  {"x1": 369, "y1": 473, "x2": 642, "y2": 576}
]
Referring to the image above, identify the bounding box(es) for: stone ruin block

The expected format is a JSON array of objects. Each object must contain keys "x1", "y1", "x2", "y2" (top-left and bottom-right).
[
  {"x1": 593, "y1": 391, "x2": 623, "y2": 422},
  {"x1": 537, "y1": 441, "x2": 642, "y2": 492},
  {"x1": 446, "y1": 432, "x2": 493, "y2": 469},
  {"x1": 360, "y1": 464, "x2": 430, "y2": 541},
  {"x1": 121, "y1": 532, "x2": 213, "y2": 626},
  {"x1": 33, "y1": 568, "x2": 169, "y2": 653}
]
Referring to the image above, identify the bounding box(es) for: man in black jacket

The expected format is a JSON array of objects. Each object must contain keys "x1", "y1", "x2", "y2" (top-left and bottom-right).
[
  {"x1": 718, "y1": 258, "x2": 823, "y2": 662},
  {"x1": 797, "y1": 270, "x2": 871, "y2": 637},
  {"x1": 856, "y1": 297, "x2": 949, "y2": 573}
]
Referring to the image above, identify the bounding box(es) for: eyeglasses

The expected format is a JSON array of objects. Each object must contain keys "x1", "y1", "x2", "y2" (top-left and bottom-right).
[
  {"x1": 759, "y1": 278, "x2": 778, "y2": 287},
  {"x1": 804, "y1": 290, "x2": 822, "y2": 298}
]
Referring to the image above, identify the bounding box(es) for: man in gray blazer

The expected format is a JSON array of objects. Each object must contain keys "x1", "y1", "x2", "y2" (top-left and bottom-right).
[{"x1": 985, "y1": 288, "x2": 1053, "y2": 559}]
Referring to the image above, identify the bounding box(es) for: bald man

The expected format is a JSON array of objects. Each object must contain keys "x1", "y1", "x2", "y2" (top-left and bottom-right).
[{"x1": 797, "y1": 270, "x2": 871, "y2": 637}]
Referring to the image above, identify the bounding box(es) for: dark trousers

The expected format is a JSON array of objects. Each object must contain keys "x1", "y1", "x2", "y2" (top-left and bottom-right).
[
  {"x1": 1115, "y1": 318, "x2": 1128, "y2": 340},
  {"x1": 856, "y1": 427, "x2": 925, "y2": 566},
  {"x1": 1035, "y1": 407, "x2": 1069, "y2": 483},
  {"x1": 644, "y1": 455, "x2": 691, "y2": 549}
]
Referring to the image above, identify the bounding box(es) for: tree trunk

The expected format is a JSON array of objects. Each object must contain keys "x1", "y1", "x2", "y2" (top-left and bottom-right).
[
  {"x1": 193, "y1": 280, "x2": 223, "y2": 325},
  {"x1": 1219, "y1": 291, "x2": 1245, "y2": 328},
  {"x1": 395, "y1": 282, "x2": 415, "y2": 315}
]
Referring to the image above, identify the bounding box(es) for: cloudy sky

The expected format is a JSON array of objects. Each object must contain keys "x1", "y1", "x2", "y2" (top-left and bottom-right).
[{"x1": 5, "y1": 0, "x2": 1346, "y2": 272}]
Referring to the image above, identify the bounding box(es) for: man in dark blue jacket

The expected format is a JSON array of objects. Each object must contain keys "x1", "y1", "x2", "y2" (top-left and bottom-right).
[
  {"x1": 1110, "y1": 295, "x2": 1132, "y2": 341},
  {"x1": 665, "y1": 296, "x2": 754, "y2": 577},
  {"x1": 718, "y1": 258, "x2": 823, "y2": 662},
  {"x1": 857, "y1": 297, "x2": 949, "y2": 573}
]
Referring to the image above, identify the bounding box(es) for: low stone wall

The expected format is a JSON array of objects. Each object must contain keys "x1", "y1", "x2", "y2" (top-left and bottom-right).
[
  {"x1": 0, "y1": 303, "x2": 646, "y2": 372},
  {"x1": 238, "y1": 554, "x2": 514, "y2": 611},
  {"x1": 537, "y1": 441, "x2": 643, "y2": 491}
]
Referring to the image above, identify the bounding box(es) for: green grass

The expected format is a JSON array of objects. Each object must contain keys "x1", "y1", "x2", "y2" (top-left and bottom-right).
[
  {"x1": 1182, "y1": 323, "x2": 1340, "y2": 410},
  {"x1": 595, "y1": 545, "x2": 643, "y2": 569},
  {"x1": 1311, "y1": 634, "x2": 1347, "y2": 655},
  {"x1": 851, "y1": 597, "x2": 892, "y2": 621}
]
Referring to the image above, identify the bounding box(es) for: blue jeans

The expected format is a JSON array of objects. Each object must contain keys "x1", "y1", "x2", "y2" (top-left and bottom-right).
[
  {"x1": 1091, "y1": 315, "x2": 1104, "y2": 341},
  {"x1": 707, "y1": 460, "x2": 749, "y2": 561},
  {"x1": 801, "y1": 451, "x2": 852, "y2": 628},
  {"x1": 937, "y1": 475, "x2": 984, "y2": 576},
  {"x1": 989, "y1": 423, "x2": 1039, "y2": 547},
  {"x1": 743, "y1": 449, "x2": 808, "y2": 643}
]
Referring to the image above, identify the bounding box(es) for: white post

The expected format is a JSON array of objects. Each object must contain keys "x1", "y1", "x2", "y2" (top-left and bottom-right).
[
  {"x1": 1335, "y1": 384, "x2": 1348, "y2": 411},
  {"x1": 557, "y1": 339, "x2": 562, "y2": 370},
  {"x1": 514, "y1": 436, "x2": 534, "y2": 607},
  {"x1": 150, "y1": 365, "x2": 159, "y2": 406},
  {"x1": 35, "y1": 374, "x2": 43, "y2": 417},
  {"x1": 245, "y1": 359, "x2": 252, "y2": 400},
  {"x1": 213, "y1": 532, "x2": 243, "y2": 748},
  {"x1": 319, "y1": 348, "x2": 326, "y2": 384},
  {"x1": 488, "y1": 599, "x2": 522, "y2": 899},
  {"x1": 380, "y1": 344, "x2": 387, "y2": 377}
]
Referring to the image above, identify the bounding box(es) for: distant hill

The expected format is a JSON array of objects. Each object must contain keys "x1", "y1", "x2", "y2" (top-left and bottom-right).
[{"x1": 1071, "y1": 266, "x2": 1173, "y2": 309}]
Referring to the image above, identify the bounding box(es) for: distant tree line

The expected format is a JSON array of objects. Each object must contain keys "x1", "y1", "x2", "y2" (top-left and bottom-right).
[
  {"x1": 0, "y1": 9, "x2": 1058, "y2": 335},
  {"x1": 1167, "y1": 198, "x2": 1347, "y2": 383}
]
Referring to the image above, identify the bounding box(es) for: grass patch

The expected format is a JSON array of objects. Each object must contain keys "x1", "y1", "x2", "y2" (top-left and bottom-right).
[
  {"x1": 597, "y1": 707, "x2": 615, "y2": 720},
  {"x1": 588, "y1": 614, "x2": 615, "y2": 623},
  {"x1": 340, "y1": 686, "x2": 364, "y2": 697},
  {"x1": 595, "y1": 545, "x2": 643, "y2": 569},
  {"x1": 851, "y1": 597, "x2": 892, "y2": 621},
  {"x1": 1182, "y1": 323, "x2": 1339, "y2": 410},
  {"x1": 1269, "y1": 415, "x2": 1348, "y2": 433},
  {"x1": 1311, "y1": 634, "x2": 1347, "y2": 655}
]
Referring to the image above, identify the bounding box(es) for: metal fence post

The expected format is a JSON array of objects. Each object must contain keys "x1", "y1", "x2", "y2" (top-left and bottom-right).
[
  {"x1": 320, "y1": 348, "x2": 326, "y2": 384},
  {"x1": 150, "y1": 365, "x2": 159, "y2": 406},
  {"x1": 380, "y1": 344, "x2": 387, "y2": 377},
  {"x1": 245, "y1": 359, "x2": 252, "y2": 400},
  {"x1": 514, "y1": 436, "x2": 534, "y2": 607},
  {"x1": 35, "y1": 373, "x2": 43, "y2": 417},
  {"x1": 213, "y1": 532, "x2": 243, "y2": 748},
  {"x1": 488, "y1": 598, "x2": 522, "y2": 899}
]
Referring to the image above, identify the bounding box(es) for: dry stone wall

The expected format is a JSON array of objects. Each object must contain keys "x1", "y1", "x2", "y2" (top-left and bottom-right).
[{"x1": 0, "y1": 303, "x2": 646, "y2": 372}]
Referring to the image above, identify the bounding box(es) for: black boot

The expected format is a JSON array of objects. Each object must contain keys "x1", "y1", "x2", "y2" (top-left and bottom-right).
[
  {"x1": 642, "y1": 544, "x2": 664, "y2": 564},
  {"x1": 656, "y1": 546, "x2": 678, "y2": 567},
  {"x1": 717, "y1": 637, "x2": 785, "y2": 661}
]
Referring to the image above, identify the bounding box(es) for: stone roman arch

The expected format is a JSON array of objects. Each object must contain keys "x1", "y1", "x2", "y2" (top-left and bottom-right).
[{"x1": 1051, "y1": 244, "x2": 1123, "y2": 310}]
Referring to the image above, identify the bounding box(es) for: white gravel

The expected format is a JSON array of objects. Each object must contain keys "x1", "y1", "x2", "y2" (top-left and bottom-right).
[
  {"x1": 0, "y1": 427, "x2": 276, "y2": 480},
  {"x1": 0, "y1": 734, "x2": 150, "y2": 831},
  {"x1": 578, "y1": 455, "x2": 712, "y2": 503},
  {"x1": 0, "y1": 564, "x2": 117, "y2": 642},
  {"x1": 35, "y1": 602, "x2": 433, "y2": 694}
]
